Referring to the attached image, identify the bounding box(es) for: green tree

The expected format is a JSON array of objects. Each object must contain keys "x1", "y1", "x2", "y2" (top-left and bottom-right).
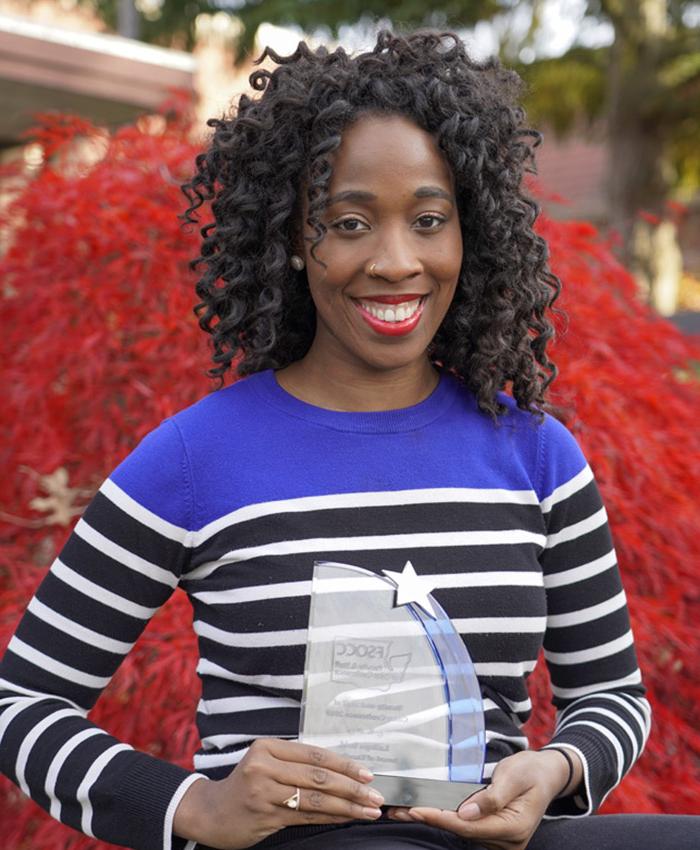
[
  {"x1": 520, "y1": 1, "x2": 700, "y2": 314},
  {"x1": 78, "y1": 0, "x2": 503, "y2": 51},
  {"x1": 93, "y1": 0, "x2": 213, "y2": 49}
]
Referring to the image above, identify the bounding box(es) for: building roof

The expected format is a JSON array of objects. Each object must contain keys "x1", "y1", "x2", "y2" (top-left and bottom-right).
[{"x1": 0, "y1": 12, "x2": 195, "y2": 147}]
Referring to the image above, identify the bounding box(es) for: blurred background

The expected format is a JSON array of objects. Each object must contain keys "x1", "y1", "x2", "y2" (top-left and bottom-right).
[
  {"x1": 1, "y1": 4, "x2": 699, "y2": 849},
  {"x1": 2, "y1": 0, "x2": 700, "y2": 323}
]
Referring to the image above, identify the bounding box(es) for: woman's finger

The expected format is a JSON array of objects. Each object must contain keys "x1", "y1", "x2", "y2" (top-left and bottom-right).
[
  {"x1": 272, "y1": 761, "x2": 384, "y2": 808},
  {"x1": 407, "y1": 806, "x2": 533, "y2": 843},
  {"x1": 456, "y1": 756, "x2": 535, "y2": 820},
  {"x1": 386, "y1": 807, "x2": 412, "y2": 821},
  {"x1": 236, "y1": 740, "x2": 383, "y2": 824},
  {"x1": 456, "y1": 780, "x2": 520, "y2": 820},
  {"x1": 275, "y1": 783, "x2": 383, "y2": 823},
  {"x1": 263, "y1": 739, "x2": 374, "y2": 782}
]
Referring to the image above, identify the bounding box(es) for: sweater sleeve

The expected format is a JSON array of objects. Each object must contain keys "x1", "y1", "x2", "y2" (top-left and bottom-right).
[
  {"x1": 0, "y1": 419, "x2": 206, "y2": 850},
  {"x1": 535, "y1": 415, "x2": 651, "y2": 818}
]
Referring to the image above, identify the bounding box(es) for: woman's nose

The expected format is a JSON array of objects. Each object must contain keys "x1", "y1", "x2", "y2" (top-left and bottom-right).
[{"x1": 368, "y1": 228, "x2": 423, "y2": 282}]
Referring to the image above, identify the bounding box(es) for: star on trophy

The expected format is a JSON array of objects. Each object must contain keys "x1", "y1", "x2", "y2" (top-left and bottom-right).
[{"x1": 299, "y1": 560, "x2": 486, "y2": 809}]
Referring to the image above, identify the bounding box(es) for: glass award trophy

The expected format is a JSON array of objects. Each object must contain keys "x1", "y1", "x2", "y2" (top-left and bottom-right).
[{"x1": 299, "y1": 560, "x2": 486, "y2": 809}]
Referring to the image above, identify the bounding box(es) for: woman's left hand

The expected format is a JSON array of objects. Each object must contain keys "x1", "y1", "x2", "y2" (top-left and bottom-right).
[{"x1": 386, "y1": 749, "x2": 578, "y2": 850}]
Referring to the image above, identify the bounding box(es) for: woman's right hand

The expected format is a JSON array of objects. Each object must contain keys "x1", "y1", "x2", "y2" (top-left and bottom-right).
[{"x1": 172, "y1": 739, "x2": 385, "y2": 849}]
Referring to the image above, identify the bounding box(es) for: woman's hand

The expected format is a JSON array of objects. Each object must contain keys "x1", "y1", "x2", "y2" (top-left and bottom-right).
[
  {"x1": 173, "y1": 739, "x2": 384, "y2": 850},
  {"x1": 388, "y1": 749, "x2": 582, "y2": 850}
]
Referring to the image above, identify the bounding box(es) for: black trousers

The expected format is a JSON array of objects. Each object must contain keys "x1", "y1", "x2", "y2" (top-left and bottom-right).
[{"x1": 257, "y1": 816, "x2": 700, "y2": 850}]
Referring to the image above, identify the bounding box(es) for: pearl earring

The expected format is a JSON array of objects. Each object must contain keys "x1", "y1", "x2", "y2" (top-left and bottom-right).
[{"x1": 290, "y1": 254, "x2": 305, "y2": 271}]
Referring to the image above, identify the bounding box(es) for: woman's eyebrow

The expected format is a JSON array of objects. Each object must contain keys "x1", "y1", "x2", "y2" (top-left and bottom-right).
[
  {"x1": 414, "y1": 185, "x2": 454, "y2": 203},
  {"x1": 326, "y1": 190, "x2": 376, "y2": 205},
  {"x1": 326, "y1": 186, "x2": 454, "y2": 205}
]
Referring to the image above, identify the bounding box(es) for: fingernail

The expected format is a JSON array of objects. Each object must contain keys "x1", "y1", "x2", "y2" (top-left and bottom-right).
[
  {"x1": 392, "y1": 810, "x2": 410, "y2": 821},
  {"x1": 408, "y1": 810, "x2": 425, "y2": 822},
  {"x1": 458, "y1": 802, "x2": 480, "y2": 820},
  {"x1": 368, "y1": 790, "x2": 385, "y2": 806},
  {"x1": 362, "y1": 807, "x2": 382, "y2": 820},
  {"x1": 358, "y1": 768, "x2": 374, "y2": 782}
]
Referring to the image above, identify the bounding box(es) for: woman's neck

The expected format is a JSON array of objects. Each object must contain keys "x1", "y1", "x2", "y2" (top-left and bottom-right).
[{"x1": 274, "y1": 357, "x2": 440, "y2": 412}]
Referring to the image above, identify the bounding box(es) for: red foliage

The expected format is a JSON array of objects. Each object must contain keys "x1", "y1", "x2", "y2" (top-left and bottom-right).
[
  {"x1": 1, "y1": 106, "x2": 699, "y2": 848},
  {"x1": 0, "y1": 104, "x2": 205, "y2": 850},
  {"x1": 522, "y1": 218, "x2": 700, "y2": 814}
]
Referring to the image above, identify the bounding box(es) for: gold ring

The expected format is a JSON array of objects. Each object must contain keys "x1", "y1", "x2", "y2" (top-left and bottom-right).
[{"x1": 282, "y1": 787, "x2": 301, "y2": 810}]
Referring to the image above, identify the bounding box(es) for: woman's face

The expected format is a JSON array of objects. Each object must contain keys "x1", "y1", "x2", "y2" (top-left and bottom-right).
[{"x1": 299, "y1": 112, "x2": 463, "y2": 379}]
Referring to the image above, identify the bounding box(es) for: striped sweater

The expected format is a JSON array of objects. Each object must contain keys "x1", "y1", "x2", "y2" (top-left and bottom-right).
[{"x1": 0, "y1": 369, "x2": 650, "y2": 850}]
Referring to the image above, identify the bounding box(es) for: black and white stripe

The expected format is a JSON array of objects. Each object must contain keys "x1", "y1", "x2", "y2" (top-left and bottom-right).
[{"x1": 0, "y1": 466, "x2": 648, "y2": 847}]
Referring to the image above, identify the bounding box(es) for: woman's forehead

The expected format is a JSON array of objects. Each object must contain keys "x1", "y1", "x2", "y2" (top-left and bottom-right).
[{"x1": 327, "y1": 113, "x2": 454, "y2": 192}]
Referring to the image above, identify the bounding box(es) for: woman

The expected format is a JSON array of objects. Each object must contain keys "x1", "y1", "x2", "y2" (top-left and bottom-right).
[{"x1": 0, "y1": 29, "x2": 696, "y2": 850}]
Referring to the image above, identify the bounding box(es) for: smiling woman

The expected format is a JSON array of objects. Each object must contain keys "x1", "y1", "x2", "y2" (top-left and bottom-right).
[
  {"x1": 277, "y1": 113, "x2": 463, "y2": 409},
  {"x1": 0, "y1": 26, "x2": 698, "y2": 850}
]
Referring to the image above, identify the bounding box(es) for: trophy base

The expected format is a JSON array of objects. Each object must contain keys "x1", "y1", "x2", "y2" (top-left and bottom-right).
[{"x1": 370, "y1": 774, "x2": 485, "y2": 810}]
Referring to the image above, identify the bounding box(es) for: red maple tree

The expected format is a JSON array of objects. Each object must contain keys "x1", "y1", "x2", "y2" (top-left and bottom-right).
[{"x1": 1, "y1": 100, "x2": 698, "y2": 849}]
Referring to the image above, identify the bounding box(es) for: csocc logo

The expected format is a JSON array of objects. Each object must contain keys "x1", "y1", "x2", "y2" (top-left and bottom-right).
[
  {"x1": 334, "y1": 640, "x2": 388, "y2": 659},
  {"x1": 331, "y1": 636, "x2": 410, "y2": 689}
]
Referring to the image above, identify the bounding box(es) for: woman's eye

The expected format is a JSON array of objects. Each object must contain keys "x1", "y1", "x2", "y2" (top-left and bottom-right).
[
  {"x1": 333, "y1": 218, "x2": 368, "y2": 233},
  {"x1": 415, "y1": 214, "x2": 445, "y2": 230}
]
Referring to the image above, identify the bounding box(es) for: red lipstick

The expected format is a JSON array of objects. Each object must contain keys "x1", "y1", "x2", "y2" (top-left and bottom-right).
[
  {"x1": 353, "y1": 296, "x2": 427, "y2": 337},
  {"x1": 356, "y1": 293, "x2": 426, "y2": 305}
]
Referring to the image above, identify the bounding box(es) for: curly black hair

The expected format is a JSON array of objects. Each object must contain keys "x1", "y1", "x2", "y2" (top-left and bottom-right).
[{"x1": 181, "y1": 28, "x2": 561, "y2": 419}]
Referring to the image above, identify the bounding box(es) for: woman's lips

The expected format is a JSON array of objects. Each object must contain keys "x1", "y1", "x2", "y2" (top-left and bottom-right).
[
  {"x1": 358, "y1": 293, "x2": 425, "y2": 305},
  {"x1": 353, "y1": 296, "x2": 427, "y2": 337}
]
